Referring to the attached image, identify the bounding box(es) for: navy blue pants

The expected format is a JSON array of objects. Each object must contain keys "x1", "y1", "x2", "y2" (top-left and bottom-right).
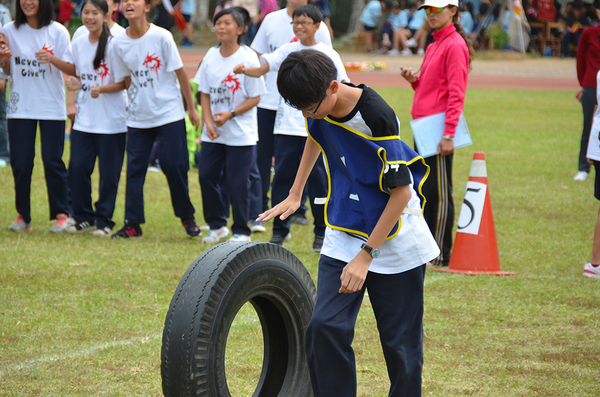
[
  {"x1": 8, "y1": 119, "x2": 70, "y2": 223},
  {"x1": 198, "y1": 142, "x2": 255, "y2": 235},
  {"x1": 271, "y1": 134, "x2": 326, "y2": 237},
  {"x1": 257, "y1": 107, "x2": 276, "y2": 212},
  {"x1": 306, "y1": 255, "x2": 426, "y2": 397},
  {"x1": 69, "y1": 130, "x2": 126, "y2": 229},
  {"x1": 249, "y1": 161, "x2": 262, "y2": 220},
  {"x1": 125, "y1": 119, "x2": 195, "y2": 224}
]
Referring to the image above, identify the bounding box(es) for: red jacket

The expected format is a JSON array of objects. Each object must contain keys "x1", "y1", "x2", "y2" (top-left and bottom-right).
[
  {"x1": 576, "y1": 26, "x2": 600, "y2": 89},
  {"x1": 411, "y1": 23, "x2": 469, "y2": 137}
]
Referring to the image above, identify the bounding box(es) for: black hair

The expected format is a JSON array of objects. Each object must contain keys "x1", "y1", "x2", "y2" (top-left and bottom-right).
[
  {"x1": 213, "y1": 8, "x2": 246, "y2": 45},
  {"x1": 277, "y1": 50, "x2": 337, "y2": 110},
  {"x1": 292, "y1": 4, "x2": 323, "y2": 23},
  {"x1": 82, "y1": 0, "x2": 112, "y2": 70},
  {"x1": 381, "y1": 0, "x2": 392, "y2": 9},
  {"x1": 231, "y1": 6, "x2": 251, "y2": 28},
  {"x1": 451, "y1": 6, "x2": 474, "y2": 70},
  {"x1": 15, "y1": 0, "x2": 55, "y2": 28}
]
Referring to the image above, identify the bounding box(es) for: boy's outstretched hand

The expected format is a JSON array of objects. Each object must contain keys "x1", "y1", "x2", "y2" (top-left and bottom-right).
[
  {"x1": 256, "y1": 194, "x2": 301, "y2": 222},
  {"x1": 339, "y1": 250, "x2": 372, "y2": 294}
]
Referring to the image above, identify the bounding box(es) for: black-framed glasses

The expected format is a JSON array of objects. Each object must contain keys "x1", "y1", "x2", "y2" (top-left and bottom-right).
[
  {"x1": 290, "y1": 21, "x2": 315, "y2": 27},
  {"x1": 285, "y1": 95, "x2": 324, "y2": 115}
]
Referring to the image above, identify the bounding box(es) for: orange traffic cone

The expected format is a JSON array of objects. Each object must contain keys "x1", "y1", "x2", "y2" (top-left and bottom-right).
[{"x1": 434, "y1": 152, "x2": 516, "y2": 275}]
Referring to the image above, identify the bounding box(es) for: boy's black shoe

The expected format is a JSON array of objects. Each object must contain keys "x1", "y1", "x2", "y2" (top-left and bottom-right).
[
  {"x1": 290, "y1": 214, "x2": 310, "y2": 225},
  {"x1": 182, "y1": 218, "x2": 201, "y2": 237},
  {"x1": 112, "y1": 223, "x2": 143, "y2": 238},
  {"x1": 312, "y1": 234, "x2": 324, "y2": 252}
]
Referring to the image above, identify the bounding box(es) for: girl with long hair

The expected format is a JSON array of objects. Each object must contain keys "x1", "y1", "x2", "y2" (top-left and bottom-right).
[
  {"x1": 66, "y1": 0, "x2": 127, "y2": 236},
  {"x1": 1, "y1": 0, "x2": 76, "y2": 232},
  {"x1": 399, "y1": 0, "x2": 474, "y2": 266}
]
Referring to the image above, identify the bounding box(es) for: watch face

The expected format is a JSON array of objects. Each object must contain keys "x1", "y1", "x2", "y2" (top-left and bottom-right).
[{"x1": 372, "y1": 248, "x2": 380, "y2": 258}]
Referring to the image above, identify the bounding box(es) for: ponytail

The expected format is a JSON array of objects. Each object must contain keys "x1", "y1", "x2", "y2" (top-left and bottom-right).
[
  {"x1": 94, "y1": 21, "x2": 111, "y2": 70},
  {"x1": 81, "y1": 0, "x2": 112, "y2": 70},
  {"x1": 452, "y1": 9, "x2": 475, "y2": 70}
]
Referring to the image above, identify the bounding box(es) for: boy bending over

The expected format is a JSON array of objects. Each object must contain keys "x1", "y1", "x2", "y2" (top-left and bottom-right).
[{"x1": 258, "y1": 49, "x2": 440, "y2": 396}]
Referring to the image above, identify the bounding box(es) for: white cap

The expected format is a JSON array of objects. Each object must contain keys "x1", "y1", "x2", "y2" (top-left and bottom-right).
[{"x1": 418, "y1": 0, "x2": 459, "y2": 10}]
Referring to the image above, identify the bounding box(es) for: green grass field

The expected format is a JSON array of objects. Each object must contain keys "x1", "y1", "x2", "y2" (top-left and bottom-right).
[{"x1": 1, "y1": 86, "x2": 599, "y2": 396}]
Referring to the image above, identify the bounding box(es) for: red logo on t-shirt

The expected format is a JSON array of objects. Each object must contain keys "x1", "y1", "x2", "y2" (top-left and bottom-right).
[
  {"x1": 96, "y1": 61, "x2": 110, "y2": 85},
  {"x1": 143, "y1": 52, "x2": 162, "y2": 80},
  {"x1": 290, "y1": 37, "x2": 299, "y2": 43},
  {"x1": 222, "y1": 72, "x2": 241, "y2": 102},
  {"x1": 41, "y1": 44, "x2": 54, "y2": 72}
]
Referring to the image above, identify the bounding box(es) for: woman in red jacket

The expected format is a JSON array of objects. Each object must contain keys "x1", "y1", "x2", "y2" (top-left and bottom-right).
[
  {"x1": 399, "y1": 0, "x2": 473, "y2": 266},
  {"x1": 574, "y1": 4, "x2": 600, "y2": 181}
]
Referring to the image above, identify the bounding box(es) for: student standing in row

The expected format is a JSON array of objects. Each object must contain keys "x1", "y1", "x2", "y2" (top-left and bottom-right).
[
  {"x1": 66, "y1": 0, "x2": 127, "y2": 237},
  {"x1": 2, "y1": 0, "x2": 75, "y2": 232},
  {"x1": 111, "y1": 0, "x2": 201, "y2": 238},
  {"x1": 235, "y1": 5, "x2": 347, "y2": 251},
  {"x1": 250, "y1": 0, "x2": 331, "y2": 215},
  {"x1": 400, "y1": 0, "x2": 472, "y2": 266},
  {"x1": 195, "y1": 8, "x2": 266, "y2": 243}
]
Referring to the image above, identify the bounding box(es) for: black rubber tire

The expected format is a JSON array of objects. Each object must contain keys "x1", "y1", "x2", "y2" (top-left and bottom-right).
[{"x1": 161, "y1": 242, "x2": 317, "y2": 397}]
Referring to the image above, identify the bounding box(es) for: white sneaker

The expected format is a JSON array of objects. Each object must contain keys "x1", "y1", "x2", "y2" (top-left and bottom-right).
[
  {"x1": 381, "y1": 38, "x2": 392, "y2": 47},
  {"x1": 0, "y1": 158, "x2": 7, "y2": 167},
  {"x1": 8, "y1": 214, "x2": 32, "y2": 232},
  {"x1": 406, "y1": 38, "x2": 417, "y2": 47},
  {"x1": 583, "y1": 263, "x2": 600, "y2": 279},
  {"x1": 573, "y1": 171, "x2": 589, "y2": 181},
  {"x1": 417, "y1": 48, "x2": 425, "y2": 56},
  {"x1": 229, "y1": 234, "x2": 251, "y2": 242},
  {"x1": 401, "y1": 49, "x2": 412, "y2": 56},
  {"x1": 202, "y1": 226, "x2": 230, "y2": 243},
  {"x1": 50, "y1": 213, "x2": 75, "y2": 233},
  {"x1": 93, "y1": 227, "x2": 112, "y2": 237},
  {"x1": 387, "y1": 48, "x2": 400, "y2": 55}
]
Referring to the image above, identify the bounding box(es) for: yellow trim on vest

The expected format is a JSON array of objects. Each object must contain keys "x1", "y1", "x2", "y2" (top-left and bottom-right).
[{"x1": 305, "y1": 117, "x2": 436, "y2": 240}]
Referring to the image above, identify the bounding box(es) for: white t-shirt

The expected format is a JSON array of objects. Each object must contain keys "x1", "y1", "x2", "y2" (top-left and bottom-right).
[
  {"x1": 194, "y1": 45, "x2": 266, "y2": 146},
  {"x1": 586, "y1": 71, "x2": 600, "y2": 161},
  {"x1": 112, "y1": 24, "x2": 185, "y2": 128},
  {"x1": 250, "y1": 8, "x2": 332, "y2": 110},
  {"x1": 72, "y1": 23, "x2": 126, "y2": 42},
  {"x1": 71, "y1": 35, "x2": 127, "y2": 134},
  {"x1": 262, "y1": 41, "x2": 349, "y2": 137},
  {"x1": 4, "y1": 21, "x2": 73, "y2": 120}
]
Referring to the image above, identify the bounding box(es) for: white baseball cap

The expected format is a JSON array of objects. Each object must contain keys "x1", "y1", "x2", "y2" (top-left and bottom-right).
[{"x1": 418, "y1": 0, "x2": 459, "y2": 10}]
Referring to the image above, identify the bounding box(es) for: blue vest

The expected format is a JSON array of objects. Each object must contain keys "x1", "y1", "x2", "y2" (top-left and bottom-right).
[{"x1": 307, "y1": 117, "x2": 429, "y2": 240}]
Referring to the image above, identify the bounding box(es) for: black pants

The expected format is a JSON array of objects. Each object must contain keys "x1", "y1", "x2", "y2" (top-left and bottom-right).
[
  {"x1": 420, "y1": 152, "x2": 454, "y2": 266},
  {"x1": 271, "y1": 134, "x2": 326, "y2": 237},
  {"x1": 69, "y1": 130, "x2": 126, "y2": 229},
  {"x1": 198, "y1": 142, "x2": 256, "y2": 236},
  {"x1": 306, "y1": 255, "x2": 425, "y2": 397},
  {"x1": 256, "y1": 108, "x2": 276, "y2": 212},
  {"x1": 125, "y1": 119, "x2": 195, "y2": 224},
  {"x1": 8, "y1": 119, "x2": 70, "y2": 223},
  {"x1": 579, "y1": 87, "x2": 596, "y2": 173}
]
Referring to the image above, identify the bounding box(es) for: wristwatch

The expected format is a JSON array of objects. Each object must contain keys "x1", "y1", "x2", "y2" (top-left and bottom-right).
[
  {"x1": 442, "y1": 135, "x2": 454, "y2": 141},
  {"x1": 361, "y1": 243, "x2": 380, "y2": 258},
  {"x1": 229, "y1": 109, "x2": 237, "y2": 118}
]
